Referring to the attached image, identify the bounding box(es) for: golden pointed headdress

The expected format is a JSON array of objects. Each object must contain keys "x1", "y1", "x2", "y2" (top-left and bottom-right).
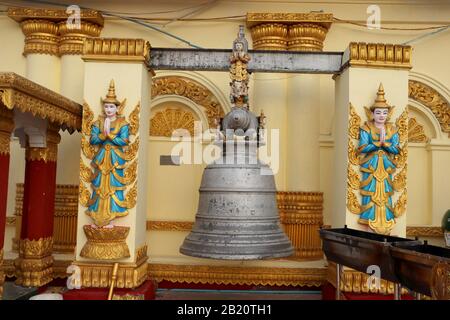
[
  {"x1": 370, "y1": 83, "x2": 392, "y2": 111},
  {"x1": 102, "y1": 79, "x2": 121, "y2": 106}
]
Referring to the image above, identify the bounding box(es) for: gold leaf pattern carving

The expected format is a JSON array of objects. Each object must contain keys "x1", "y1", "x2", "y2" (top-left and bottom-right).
[
  {"x1": 392, "y1": 164, "x2": 407, "y2": 191},
  {"x1": 408, "y1": 117, "x2": 429, "y2": 143},
  {"x1": 151, "y1": 76, "x2": 224, "y2": 128},
  {"x1": 347, "y1": 164, "x2": 360, "y2": 190},
  {"x1": 409, "y1": 80, "x2": 450, "y2": 136},
  {"x1": 82, "y1": 102, "x2": 94, "y2": 136},
  {"x1": 81, "y1": 135, "x2": 96, "y2": 159},
  {"x1": 150, "y1": 108, "x2": 196, "y2": 137},
  {"x1": 394, "y1": 189, "x2": 407, "y2": 218},
  {"x1": 348, "y1": 103, "x2": 361, "y2": 139},
  {"x1": 128, "y1": 102, "x2": 140, "y2": 136},
  {"x1": 347, "y1": 189, "x2": 361, "y2": 214},
  {"x1": 395, "y1": 109, "x2": 409, "y2": 145}
]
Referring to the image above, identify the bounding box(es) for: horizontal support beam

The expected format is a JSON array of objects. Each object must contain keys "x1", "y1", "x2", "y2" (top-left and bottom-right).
[{"x1": 150, "y1": 48, "x2": 343, "y2": 74}]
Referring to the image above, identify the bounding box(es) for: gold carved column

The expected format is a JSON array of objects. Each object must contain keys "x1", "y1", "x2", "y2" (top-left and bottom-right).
[{"x1": 277, "y1": 192, "x2": 324, "y2": 260}]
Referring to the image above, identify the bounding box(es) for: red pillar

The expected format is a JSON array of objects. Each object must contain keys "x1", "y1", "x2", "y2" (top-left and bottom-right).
[
  {"x1": 15, "y1": 124, "x2": 60, "y2": 287},
  {"x1": 0, "y1": 108, "x2": 14, "y2": 298}
]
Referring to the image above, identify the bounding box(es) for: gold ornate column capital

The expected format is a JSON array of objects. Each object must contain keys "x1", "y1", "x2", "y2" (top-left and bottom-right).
[
  {"x1": 58, "y1": 21, "x2": 103, "y2": 55},
  {"x1": 249, "y1": 23, "x2": 288, "y2": 51},
  {"x1": 288, "y1": 23, "x2": 331, "y2": 52},
  {"x1": 8, "y1": 6, "x2": 104, "y2": 56},
  {"x1": 20, "y1": 19, "x2": 59, "y2": 56},
  {"x1": 246, "y1": 12, "x2": 333, "y2": 51}
]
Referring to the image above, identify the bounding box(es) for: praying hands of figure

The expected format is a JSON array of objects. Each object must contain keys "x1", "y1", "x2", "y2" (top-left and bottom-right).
[
  {"x1": 380, "y1": 126, "x2": 386, "y2": 145},
  {"x1": 104, "y1": 117, "x2": 111, "y2": 136}
]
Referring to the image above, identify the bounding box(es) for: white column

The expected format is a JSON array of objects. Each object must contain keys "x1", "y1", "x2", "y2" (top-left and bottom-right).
[
  {"x1": 428, "y1": 141, "x2": 450, "y2": 225},
  {"x1": 286, "y1": 74, "x2": 320, "y2": 191},
  {"x1": 252, "y1": 73, "x2": 287, "y2": 190}
]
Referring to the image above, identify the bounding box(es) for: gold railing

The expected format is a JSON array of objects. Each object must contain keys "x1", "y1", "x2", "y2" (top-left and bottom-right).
[
  {"x1": 13, "y1": 183, "x2": 78, "y2": 253},
  {"x1": 277, "y1": 191, "x2": 324, "y2": 261}
]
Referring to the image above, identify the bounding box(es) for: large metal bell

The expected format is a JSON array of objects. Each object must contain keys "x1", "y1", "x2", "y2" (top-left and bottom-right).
[{"x1": 179, "y1": 136, "x2": 294, "y2": 260}]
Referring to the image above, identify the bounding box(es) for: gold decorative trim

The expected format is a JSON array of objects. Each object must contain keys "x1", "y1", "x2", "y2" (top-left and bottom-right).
[
  {"x1": 25, "y1": 124, "x2": 61, "y2": 162},
  {"x1": 151, "y1": 76, "x2": 225, "y2": 129},
  {"x1": 0, "y1": 72, "x2": 82, "y2": 131},
  {"x1": 58, "y1": 21, "x2": 103, "y2": 55},
  {"x1": 26, "y1": 145, "x2": 58, "y2": 162},
  {"x1": 347, "y1": 163, "x2": 360, "y2": 190},
  {"x1": 393, "y1": 189, "x2": 407, "y2": 218},
  {"x1": 348, "y1": 103, "x2": 361, "y2": 140},
  {"x1": 74, "y1": 259, "x2": 148, "y2": 288},
  {"x1": 277, "y1": 191, "x2": 324, "y2": 261},
  {"x1": 408, "y1": 117, "x2": 429, "y2": 143},
  {"x1": 128, "y1": 102, "x2": 141, "y2": 136},
  {"x1": 346, "y1": 189, "x2": 361, "y2": 214},
  {"x1": 249, "y1": 23, "x2": 288, "y2": 51},
  {"x1": 392, "y1": 164, "x2": 407, "y2": 191},
  {"x1": 149, "y1": 263, "x2": 326, "y2": 287},
  {"x1": 7, "y1": 7, "x2": 104, "y2": 26},
  {"x1": 347, "y1": 42, "x2": 412, "y2": 70},
  {"x1": 396, "y1": 108, "x2": 409, "y2": 145},
  {"x1": 327, "y1": 262, "x2": 408, "y2": 295},
  {"x1": 81, "y1": 135, "x2": 96, "y2": 159},
  {"x1": 408, "y1": 80, "x2": 450, "y2": 136},
  {"x1": 82, "y1": 38, "x2": 151, "y2": 70},
  {"x1": 147, "y1": 221, "x2": 194, "y2": 231},
  {"x1": 150, "y1": 108, "x2": 196, "y2": 137},
  {"x1": 78, "y1": 182, "x2": 91, "y2": 207},
  {"x1": 347, "y1": 139, "x2": 360, "y2": 166},
  {"x1": 406, "y1": 226, "x2": 444, "y2": 237},
  {"x1": 19, "y1": 237, "x2": 53, "y2": 259},
  {"x1": 135, "y1": 245, "x2": 148, "y2": 264},
  {"x1": 246, "y1": 12, "x2": 333, "y2": 28},
  {"x1": 79, "y1": 159, "x2": 94, "y2": 183},
  {"x1": 80, "y1": 225, "x2": 130, "y2": 260}
]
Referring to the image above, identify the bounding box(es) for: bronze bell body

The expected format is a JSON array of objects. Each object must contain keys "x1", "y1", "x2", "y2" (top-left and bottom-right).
[{"x1": 179, "y1": 108, "x2": 294, "y2": 260}]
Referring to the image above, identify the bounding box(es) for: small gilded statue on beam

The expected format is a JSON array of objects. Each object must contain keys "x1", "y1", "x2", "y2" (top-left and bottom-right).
[
  {"x1": 229, "y1": 25, "x2": 250, "y2": 109},
  {"x1": 357, "y1": 84, "x2": 402, "y2": 235}
]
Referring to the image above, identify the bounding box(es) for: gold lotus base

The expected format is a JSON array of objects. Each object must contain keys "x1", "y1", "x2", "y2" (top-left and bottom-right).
[
  {"x1": 14, "y1": 255, "x2": 54, "y2": 287},
  {"x1": 80, "y1": 225, "x2": 130, "y2": 260},
  {"x1": 73, "y1": 258, "x2": 148, "y2": 289}
]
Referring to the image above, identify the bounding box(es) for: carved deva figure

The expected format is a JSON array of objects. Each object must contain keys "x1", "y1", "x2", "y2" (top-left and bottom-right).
[
  {"x1": 358, "y1": 84, "x2": 401, "y2": 234},
  {"x1": 87, "y1": 80, "x2": 130, "y2": 227}
]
